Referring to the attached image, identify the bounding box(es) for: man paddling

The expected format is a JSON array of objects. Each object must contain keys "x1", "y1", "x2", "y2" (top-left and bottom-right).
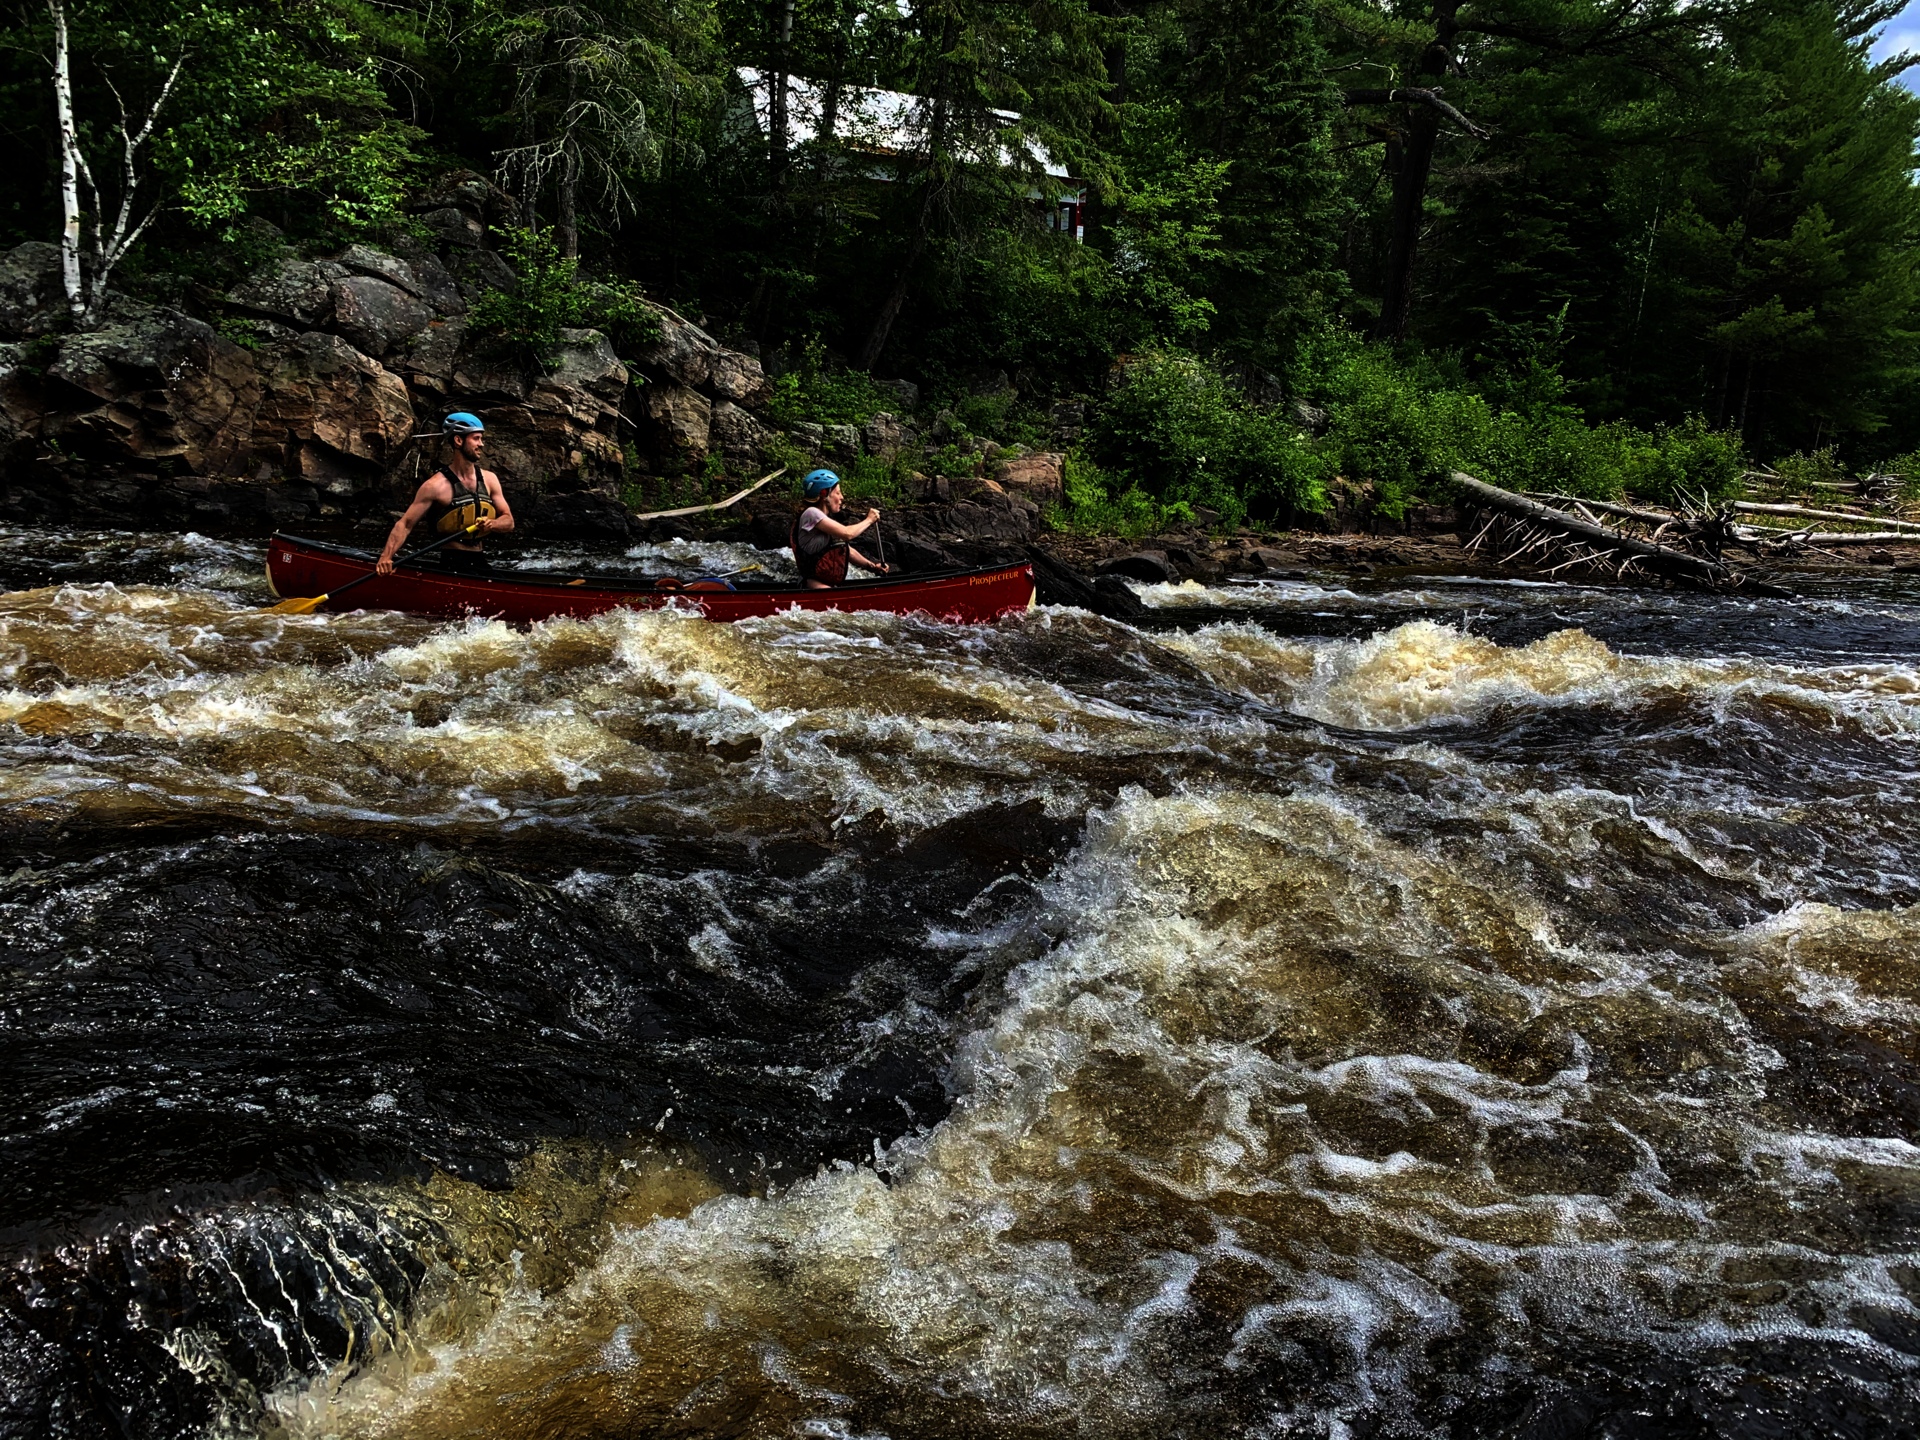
[
  {"x1": 376, "y1": 412, "x2": 515, "y2": 575},
  {"x1": 790, "y1": 469, "x2": 888, "y2": 588}
]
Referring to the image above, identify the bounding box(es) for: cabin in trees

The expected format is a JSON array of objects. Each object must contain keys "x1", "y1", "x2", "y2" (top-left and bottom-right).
[{"x1": 733, "y1": 68, "x2": 1085, "y2": 240}]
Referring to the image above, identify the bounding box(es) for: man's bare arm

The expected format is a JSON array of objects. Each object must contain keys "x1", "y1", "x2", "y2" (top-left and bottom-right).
[
  {"x1": 483, "y1": 470, "x2": 515, "y2": 534},
  {"x1": 376, "y1": 488, "x2": 439, "y2": 574}
]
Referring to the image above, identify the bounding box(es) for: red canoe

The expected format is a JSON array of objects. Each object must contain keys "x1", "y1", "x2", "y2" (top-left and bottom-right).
[{"x1": 264, "y1": 532, "x2": 1037, "y2": 624}]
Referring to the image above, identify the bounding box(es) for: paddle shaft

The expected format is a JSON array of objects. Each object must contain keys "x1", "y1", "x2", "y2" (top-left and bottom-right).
[{"x1": 278, "y1": 521, "x2": 483, "y2": 610}]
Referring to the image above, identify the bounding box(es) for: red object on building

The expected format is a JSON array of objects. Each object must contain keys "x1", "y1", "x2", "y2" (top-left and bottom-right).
[{"x1": 265, "y1": 533, "x2": 1038, "y2": 625}]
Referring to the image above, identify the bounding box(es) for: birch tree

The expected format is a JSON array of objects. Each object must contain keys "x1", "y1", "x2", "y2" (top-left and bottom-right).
[{"x1": 45, "y1": 0, "x2": 183, "y2": 327}]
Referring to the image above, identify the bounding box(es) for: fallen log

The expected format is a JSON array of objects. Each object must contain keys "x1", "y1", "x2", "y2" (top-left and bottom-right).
[
  {"x1": 1452, "y1": 472, "x2": 1788, "y2": 594},
  {"x1": 1739, "y1": 528, "x2": 1919, "y2": 547},
  {"x1": 1735, "y1": 501, "x2": 1920, "y2": 532},
  {"x1": 630, "y1": 467, "x2": 785, "y2": 522},
  {"x1": 1528, "y1": 493, "x2": 1677, "y2": 526}
]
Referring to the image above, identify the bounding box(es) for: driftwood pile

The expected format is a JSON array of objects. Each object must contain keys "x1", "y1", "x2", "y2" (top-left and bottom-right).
[{"x1": 1454, "y1": 470, "x2": 1920, "y2": 595}]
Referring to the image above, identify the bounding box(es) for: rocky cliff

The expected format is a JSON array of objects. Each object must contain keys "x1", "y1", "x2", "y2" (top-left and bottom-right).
[{"x1": 0, "y1": 174, "x2": 803, "y2": 540}]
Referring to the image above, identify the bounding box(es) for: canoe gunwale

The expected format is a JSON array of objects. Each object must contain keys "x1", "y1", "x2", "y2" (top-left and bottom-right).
[{"x1": 263, "y1": 531, "x2": 1036, "y2": 624}]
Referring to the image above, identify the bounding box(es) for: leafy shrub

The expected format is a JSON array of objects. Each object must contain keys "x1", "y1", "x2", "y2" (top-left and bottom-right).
[
  {"x1": 1771, "y1": 446, "x2": 1848, "y2": 497},
  {"x1": 834, "y1": 454, "x2": 906, "y2": 504},
  {"x1": 1087, "y1": 350, "x2": 1328, "y2": 525},
  {"x1": 1306, "y1": 340, "x2": 1745, "y2": 512},
  {"x1": 765, "y1": 340, "x2": 897, "y2": 426},
  {"x1": 1051, "y1": 452, "x2": 1193, "y2": 538},
  {"x1": 471, "y1": 227, "x2": 659, "y2": 365}
]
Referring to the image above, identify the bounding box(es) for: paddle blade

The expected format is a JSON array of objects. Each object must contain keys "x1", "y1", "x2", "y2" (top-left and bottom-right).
[{"x1": 263, "y1": 593, "x2": 328, "y2": 615}]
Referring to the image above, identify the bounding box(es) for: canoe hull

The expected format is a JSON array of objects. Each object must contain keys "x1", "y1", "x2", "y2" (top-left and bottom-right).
[{"x1": 264, "y1": 534, "x2": 1037, "y2": 625}]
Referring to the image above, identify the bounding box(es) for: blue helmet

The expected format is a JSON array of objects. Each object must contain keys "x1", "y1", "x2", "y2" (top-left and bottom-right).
[
  {"x1": 802, "y1": 468, "x2": 840, "y2": 499},
  {"x1": 443, "y1": 411, "x2": 486, "y2": 435}
]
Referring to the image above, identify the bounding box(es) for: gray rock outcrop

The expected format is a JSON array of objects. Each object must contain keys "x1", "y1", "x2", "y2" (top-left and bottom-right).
[
  {"x1": 328, "y1": 275, "x2": 433, "y2": 359},
  {"x1": 0, "y1": 243, "x2": 68, "y2": 339},
  {"x1": 0, "y1": 206, "x2": 789, "y2": 530}
]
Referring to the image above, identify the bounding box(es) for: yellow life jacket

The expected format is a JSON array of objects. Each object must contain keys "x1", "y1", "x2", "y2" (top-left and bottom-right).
[{"x1": 427, "y1": 471, "x2": 497, "y2": 537}]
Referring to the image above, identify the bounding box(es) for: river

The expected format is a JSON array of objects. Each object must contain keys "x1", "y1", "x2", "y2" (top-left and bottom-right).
[{"x1": 2, "y1": 525, "x2": 1918, "y2": 1438}]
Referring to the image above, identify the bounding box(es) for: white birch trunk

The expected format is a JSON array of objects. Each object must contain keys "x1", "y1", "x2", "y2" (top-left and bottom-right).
[{"x1": 48, "y1": 0, "x2": 86, "y2": 323}]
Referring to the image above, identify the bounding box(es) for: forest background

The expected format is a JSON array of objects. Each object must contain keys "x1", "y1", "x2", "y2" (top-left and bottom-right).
[{"x1": 3, "y1": 0, "x2": 1919, "y2": 528}]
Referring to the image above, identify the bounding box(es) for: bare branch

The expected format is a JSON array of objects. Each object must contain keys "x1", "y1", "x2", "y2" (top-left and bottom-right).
[{"x1": 1343, "y1": 87, "x2": 1492, "y2": 140}]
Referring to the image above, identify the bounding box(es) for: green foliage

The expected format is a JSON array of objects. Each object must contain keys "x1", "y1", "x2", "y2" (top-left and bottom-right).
[
  {"x1": 764, "y1": 343, "x2": 897, "y2": 426},
  {"x1": 470, "y1": 226, "x2": 659, "y2": 364},
  {"x1": 212, "y1": 315, "x2": 266, "y2": 351},
  {"x1": 155, "y1": 1, "x2": 426, "y2": 240},
  {"x1": 1088, "y1": 350, "x2": 1328, "y2": 524},
  {"x1": 834, "y1": 454, "x2": 906, "y2": 504},
  {"x1": 1300, "y1": 340, "x2": 1747, "y2": 513},
  {"x1": 1772, "y1": 446, "x2": 1850, "y2": 497},
  {"x1": 1049, "y1": 453, "x2": 1177, "y2": 538}
]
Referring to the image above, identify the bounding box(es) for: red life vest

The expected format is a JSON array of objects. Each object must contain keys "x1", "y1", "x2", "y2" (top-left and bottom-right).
[{"x1": 790, "y1": 510, "x2": 849, "y2": 584}]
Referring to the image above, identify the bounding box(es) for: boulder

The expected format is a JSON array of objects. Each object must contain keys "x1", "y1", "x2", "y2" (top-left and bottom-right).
[
  {"x1": 328, "y1": 275, "x2": 432, "y2": 358},
  {"x1": 392, "y1": 316, "x2": 468, "y2": 397},
  {"x1": 336, "y1": 246, "x2": 465, "y2": 318},
  {"x1": 227, "y1": 259, "x2": 342, "y2": 327},
  {"x1": 251, "y1": 331, "x2": 413, "y2": 494},
  {"x1": 545, "y1": 328, "x2": 628, "y2": 402},
  {"x1": 451, "y1": 345, "x2": 533, "y2": 404},
  {"x1": 403, "y1": 253, "x2": 466, "y2": 316},
  {"x1": 1099, "y1": 550, "x2": 1175, "y2": 584},
  {"x1": 0, "y1": 243, "x2": 68, "y2": 339},
  {"x1": 886, "y1": 532, "x2": 959, "y2": 573},
  {"x1": 407, "y1": 169, "x2": 519, "y2": 227},
  {"x1": 42, "y1": 302, "x2": 261, "y2": 475},
  {"x1": 824, "y1": 422, "x2": 860, "y2": 458},
  {"x1": 418, "y1": 207, "x2": 485, "y2": 250},
  {"x1": 862, "y1": 411, "x2": 910, "y2": 459},
  {"x1": 710, "y1": 398, "x2": 776, "y2": 465},
  {"x1": 993, "y1": 450, "x2": 1064, "y2": 507},
  {"x1": 635, "y1": 304, "x2": 718, "y2": 389},
  {"x1": 707, "y1": 348, "x2": 770, "y2": 405},
  {"x1": 644, "y1": 382, "x2": 711, "y2": 461},
  {"x1": 339, "y1": 244, "x2": 420, "y2": 294},
  {"x1": 881, "y1": 377, "x2": 919, "y2": 411},
  {"x1": 518, "y1": 329, "x2": 629, "y2": 481},
  {"x1": 450, "y1": 248, "x2": 517, "y2": 306},
  {"x1": 523, "y1": 488, "x2": 638, "y2": 542}
]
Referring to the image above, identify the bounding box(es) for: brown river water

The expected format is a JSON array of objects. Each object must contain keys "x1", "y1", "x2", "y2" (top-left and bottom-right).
[{"x1": 2, "y1": 526, "x2": 1919, "y2": 1438}]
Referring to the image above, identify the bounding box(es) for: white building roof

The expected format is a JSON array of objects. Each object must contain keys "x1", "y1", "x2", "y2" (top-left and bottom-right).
[{"x1": 735, "y1": 67, "x2": 1075, "y2": 180}]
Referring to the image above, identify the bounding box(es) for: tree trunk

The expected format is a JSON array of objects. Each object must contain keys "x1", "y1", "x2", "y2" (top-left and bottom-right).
[
  {"x1": 1375, "y1": 0, "x2": 1461, "y2": 344},
  {"x1": 558, "y1": 70, "x2": 580, "y2": 257},
  {"x1": 1081, "y1": 0, "x2": 1129, "y2": 251},
  {"x1": 858, "y1": 227, "x2": 928, "y2": 370},
  {"x1": 48, "y1": 0, "x2": 84, "y2": 324},
  {"x1": 769, "y1": 0, "x2": 795, "y2": 186},
  {"x1": 859, "y1": 97, "x2": 947, "y2": 370}
]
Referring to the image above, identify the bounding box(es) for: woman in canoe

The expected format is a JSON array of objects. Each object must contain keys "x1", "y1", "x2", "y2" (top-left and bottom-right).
[
  {"x1": 376, "y1": 412, "x2": 516, "y2": 575},
  {"x1": 790, "y1": 469, "x2": 889, "y2": 588}
]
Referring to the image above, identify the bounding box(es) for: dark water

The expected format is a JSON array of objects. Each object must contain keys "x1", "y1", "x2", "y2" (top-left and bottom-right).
[{"x1": 3, "y1": 527, "x2": 1918, "y2": 1439}]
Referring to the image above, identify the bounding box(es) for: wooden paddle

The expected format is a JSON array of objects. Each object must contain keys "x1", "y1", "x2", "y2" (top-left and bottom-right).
[{"x1": 264, "y1": 521, "x2": 485, "y2": 615}]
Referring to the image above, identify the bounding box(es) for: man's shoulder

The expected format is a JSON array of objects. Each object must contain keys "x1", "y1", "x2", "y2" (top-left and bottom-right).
[{"x1": 415, "y1": 471, "x2": 453, "y2": 498}]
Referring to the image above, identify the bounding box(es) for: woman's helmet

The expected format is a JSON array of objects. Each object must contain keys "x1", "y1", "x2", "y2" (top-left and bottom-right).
[
  {"x1": 443, "y1": 411, "x2": 486, "y2": 435},
  {"x1": 802, "y1": 469, "x2": 840, "y2": 499}
]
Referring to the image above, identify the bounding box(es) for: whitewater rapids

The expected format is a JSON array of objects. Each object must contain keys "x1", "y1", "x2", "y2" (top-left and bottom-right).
[{"x1": 2, "y1": 528, "x2": 1917, "y2": 1438}]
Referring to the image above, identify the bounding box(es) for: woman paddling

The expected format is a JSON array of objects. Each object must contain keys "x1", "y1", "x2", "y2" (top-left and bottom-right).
[{"x1": 790, "y1": 469, "x2": 890, "y2": 588}]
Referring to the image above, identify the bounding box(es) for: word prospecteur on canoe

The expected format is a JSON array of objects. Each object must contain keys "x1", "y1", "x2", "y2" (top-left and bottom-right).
[
  {"x1": 376, "y1": 411, "x2": 516, "y2": 575},
  {"x1": 790, "y1": 469, "x2": 889, "y2": 588}
]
